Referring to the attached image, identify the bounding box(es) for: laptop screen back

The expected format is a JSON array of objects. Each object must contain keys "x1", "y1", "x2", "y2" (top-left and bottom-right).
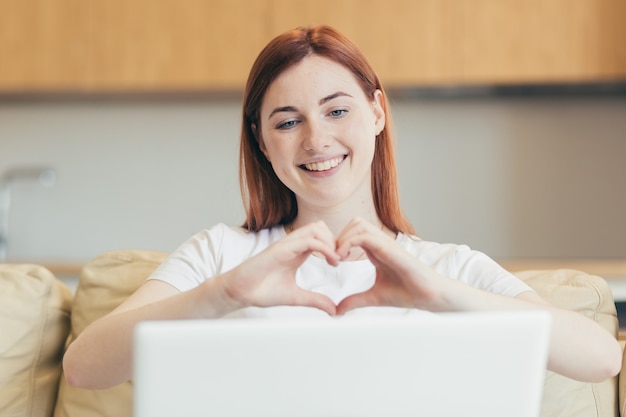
[{"x1": 134, "y1": 311, "x2": 550, "y2": 417}]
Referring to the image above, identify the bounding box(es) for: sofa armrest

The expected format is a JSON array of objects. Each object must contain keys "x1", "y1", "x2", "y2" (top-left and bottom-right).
[
  {"x1": 54, "y1": 250, "x2": 167, "y2": 417},
  {"x1": 0, "y1": 264, "x2": 72, "y2": 417},
  {"x1": 52, "y1": 254, "x2": 623, "y2": 417},
  {"x1": 515, "y1": 269, "x2": 620, "y2": 417}
]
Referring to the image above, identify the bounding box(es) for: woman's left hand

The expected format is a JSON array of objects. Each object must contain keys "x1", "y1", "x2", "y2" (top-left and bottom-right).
[
  {"x1": 335, "y1": 218, "x2": 622, "y2": 382},
  {"x1": 335, "y1": 217, "x2": 448, "y2": 314}
]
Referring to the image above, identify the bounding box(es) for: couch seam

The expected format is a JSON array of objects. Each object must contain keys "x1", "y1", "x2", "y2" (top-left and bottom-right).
[
  {"x1": 94, "y1": 251, "x2": 166, "y2": 269},
  {"x1": 589, "y1": 279, "x2": 603, "y2": 417},
  {"x1": 27, "y1": 282, "x2": 49, "y2": 416},
  {"x1": 586, "y1": 276, "x2": 617, "y2": 417}
]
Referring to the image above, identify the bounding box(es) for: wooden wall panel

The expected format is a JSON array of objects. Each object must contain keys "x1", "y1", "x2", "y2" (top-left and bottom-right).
[
  {"x1": 270, "y1": 0, "x2": 456, "y2": 87},
  {"x1": 597, "y1": 0, "x2": 626, "y2": 79},
  {"x1": 457, "y1": 0, "x2": 626, "y2": 84},
  {"x1": 0, "y1": 0, "x2": 624, "y2": 92},
  {"x1": 269, "y1": 0, "x2": 626, "y2": 87},
  {"x1": 85, "y1": 0, "x2": 270, "y2": 91},
  {"x1": 0, "y1": 0, "x2": 89, "y2": 91}
]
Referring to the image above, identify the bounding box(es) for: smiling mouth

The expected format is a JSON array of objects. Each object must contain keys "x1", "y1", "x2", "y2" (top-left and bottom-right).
[{"x1": 301, "y1": 155, "x2": 346, "y2": 172}]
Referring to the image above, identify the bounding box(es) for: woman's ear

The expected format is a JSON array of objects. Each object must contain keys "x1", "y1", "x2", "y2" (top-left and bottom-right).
[
  {"x1": 252, "y1": 123, "x2": 270, "y2": 161},
  {"x1": 372, "y1": 90, "x2": 386, "y2": 136}
]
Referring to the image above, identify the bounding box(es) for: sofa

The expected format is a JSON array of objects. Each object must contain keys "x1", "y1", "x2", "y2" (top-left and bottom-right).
[{"x1": 1, "y1": 249, "x2": 625, "y2": 417}]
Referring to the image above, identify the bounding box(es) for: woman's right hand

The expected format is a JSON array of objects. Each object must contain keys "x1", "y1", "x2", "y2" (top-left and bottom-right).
[{"x1": 215, "y1": 220, "x2": 340, "y2": 315}]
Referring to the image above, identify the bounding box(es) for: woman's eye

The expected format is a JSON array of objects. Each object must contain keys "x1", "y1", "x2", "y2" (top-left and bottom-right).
[
  {"x1": 329, "y1": 109, "x2": 348, "y2": 118},
  {"x1": 277, "y1": 120, "x2": 297, "y2": 130}
]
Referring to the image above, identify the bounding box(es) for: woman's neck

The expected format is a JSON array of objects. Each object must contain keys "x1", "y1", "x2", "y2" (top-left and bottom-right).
[{"x1": 291, "y1": 200, "x2": 381, "y2": 236}]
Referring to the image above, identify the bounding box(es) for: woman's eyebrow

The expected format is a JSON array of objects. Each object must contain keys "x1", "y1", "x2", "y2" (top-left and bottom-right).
[
  {"x1": 319, "y1": 91, "x2": 352, "y2": 105},
  {"x1": 268, "y1": 106, "x2": 297, "y2": 119},
  {"x1": 267, "y1": 91, "x2": 353, "y2": 120}
]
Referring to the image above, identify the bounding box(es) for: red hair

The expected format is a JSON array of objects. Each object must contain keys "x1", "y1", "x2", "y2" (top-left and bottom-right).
[{"x1": 240, "y1": 25, "x2": 415, "y2": 235}]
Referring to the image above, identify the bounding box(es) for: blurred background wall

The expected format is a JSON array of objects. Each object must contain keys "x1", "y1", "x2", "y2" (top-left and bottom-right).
[
  {"x1": 2, "y1": 95, "x2": 625, "y2": 264},
  {"x1": 0, "y1": 0, "x2": 625, "y2": 285}
]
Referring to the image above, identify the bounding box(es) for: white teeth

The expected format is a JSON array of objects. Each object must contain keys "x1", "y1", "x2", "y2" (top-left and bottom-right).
[{"x1": 304, "y1": 156, "x2": 343, "y2": 171}]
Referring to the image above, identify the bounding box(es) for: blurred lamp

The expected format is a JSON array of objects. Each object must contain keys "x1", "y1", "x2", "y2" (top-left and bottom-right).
[{"x1": 0, "y1": 166, "x2": 57, "y2": 262}]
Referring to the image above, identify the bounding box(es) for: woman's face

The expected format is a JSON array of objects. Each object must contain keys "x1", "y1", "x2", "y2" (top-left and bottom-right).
[{"x1": 257, "y1": 55, "x2": 385, "y2": 210}]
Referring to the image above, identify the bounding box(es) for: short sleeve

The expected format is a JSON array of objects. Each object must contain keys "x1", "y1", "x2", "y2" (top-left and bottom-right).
[
  {"x1": 147, "y1": 224, "x2": 228, "y2": 292},
  {"x1": 453, "y1": 246, "x2": 534, "y2": 297}
]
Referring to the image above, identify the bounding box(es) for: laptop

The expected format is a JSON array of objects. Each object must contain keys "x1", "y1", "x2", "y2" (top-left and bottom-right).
[{"x1": 134, "y1": 311, "x2": 551, "y2": 417}]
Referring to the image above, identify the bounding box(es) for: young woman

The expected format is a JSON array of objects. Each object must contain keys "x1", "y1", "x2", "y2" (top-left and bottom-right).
[{"x1": 63, "y1": 25, "x2": 621, "y2": 390}]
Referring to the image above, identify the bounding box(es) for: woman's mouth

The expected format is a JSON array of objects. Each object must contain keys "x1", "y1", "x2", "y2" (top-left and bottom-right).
[{"x1": 301, "y1": 155, "x2": 346, "y2": 172}]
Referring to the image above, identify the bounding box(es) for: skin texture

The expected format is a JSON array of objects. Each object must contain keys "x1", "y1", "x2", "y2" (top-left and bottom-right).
[{"x1": 62, "y1": 54, "x2": 622, "y2": 391}]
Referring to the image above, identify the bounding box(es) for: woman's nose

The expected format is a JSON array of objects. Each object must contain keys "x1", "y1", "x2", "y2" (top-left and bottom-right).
[{"x1": 302, "y1": 120, "x2": 332, "y2": 151}]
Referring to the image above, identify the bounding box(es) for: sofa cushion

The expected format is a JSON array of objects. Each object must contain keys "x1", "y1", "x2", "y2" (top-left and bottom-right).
[
  {"x1": 0, "y1": 264, "x2": 72, "y2": 417},
  {"x1": 55, "y1": 253, "x2": 622, "y2": 417},
  {"x1": 515, "y1": 269, "x2": 619, "y2": 417},
  {"x1": 54, "y1": 250, "x2": 167, "y2": 417}
]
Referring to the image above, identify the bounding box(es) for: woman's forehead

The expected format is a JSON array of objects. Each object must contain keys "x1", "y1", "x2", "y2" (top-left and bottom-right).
[{"x1": 261, "y1": 56, "x2": 365, "y2": 112}]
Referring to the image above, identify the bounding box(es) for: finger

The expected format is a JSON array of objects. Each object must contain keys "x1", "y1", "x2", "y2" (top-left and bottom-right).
[
  {"x1": 289, "y1": 222, "x2": 340, "y2": 265},
  {"x1": 336, "y1": 230, "x2": 387, "y2": 261},
  {"x1": 336, "y1": 218, "x2": 391, "y2": 260},
  {"x1": 291, "y1": 289, "x2": 337, "y2": 315},
  {"x1": 291, "y1": 236, "x2": 340, "y2": 265},
  {"x1": 336, "y1": 291, "x2": 379, "y2": 315},
  {"x1": 336, "y1": 217, "x2": 374, "y2": 241},
  {"x1": 292, "y1": 220, "x2": 335, "y2": 244}
]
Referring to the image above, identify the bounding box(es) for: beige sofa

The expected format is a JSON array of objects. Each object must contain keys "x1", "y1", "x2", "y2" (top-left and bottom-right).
[{"x1": 1, "y1": 249, "x2": 625, "y2": 417}]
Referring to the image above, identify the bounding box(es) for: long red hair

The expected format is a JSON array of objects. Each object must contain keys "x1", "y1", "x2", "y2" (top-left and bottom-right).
[{"x1": 240, "y1": 25, "x2": 415, "y2": 235}]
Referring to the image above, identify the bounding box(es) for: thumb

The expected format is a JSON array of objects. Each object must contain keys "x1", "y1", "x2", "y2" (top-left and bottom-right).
[
  {"x1": 292, "y1": 289, "x2": 337, "y2": 315},
  {"x1": 336, "y1": 291, "x2": 378, "y2": 315}
]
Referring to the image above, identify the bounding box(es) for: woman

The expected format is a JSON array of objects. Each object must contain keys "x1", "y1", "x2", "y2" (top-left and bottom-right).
[{"x1": 63, "y1": 25, "x2": 621, "y2": 389}]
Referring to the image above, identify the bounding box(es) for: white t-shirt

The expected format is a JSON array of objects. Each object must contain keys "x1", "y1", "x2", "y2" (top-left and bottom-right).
[{"x1": 148, "y1": 223, "x2": 532, "y2": 318}]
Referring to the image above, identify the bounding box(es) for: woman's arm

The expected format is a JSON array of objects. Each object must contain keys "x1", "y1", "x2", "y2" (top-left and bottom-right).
[
  {"x1": 335, "y1": 217, "x2": 622, "y2": 383},
  {"x1": 429, "y1": 281, "x2": 622, "y2": 382},
  {"x1": 63, "y1": 221, "x2": 340, "y2": 390},
  {"x1": 63, "y1": 276, "x2": 240, "y2": 389},
  {"x1": 516, "y1": 291, "x2": 622, "y2": 382}
]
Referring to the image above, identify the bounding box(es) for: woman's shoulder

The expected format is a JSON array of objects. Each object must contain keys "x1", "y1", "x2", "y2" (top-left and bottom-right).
[
  {"x1": 396, "y1": 232, "x2": 498, "y2": 274},
  {"x1": 191, "y1": 223, "x2": 286, "y2": 253},
  {"x1": 396, "y1": 232, "x2": 471, "y2": 258},
  {"x1": 151, "y1": 223, "x2": 287, "y2": 291},
  {"x1": 208, "y1": 222, "x2": 285, "y2": 239}
]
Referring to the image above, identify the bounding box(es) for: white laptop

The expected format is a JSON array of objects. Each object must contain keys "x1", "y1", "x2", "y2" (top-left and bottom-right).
[{"x1": 134, "y1": 311, "x2": 551, "y2": 417}]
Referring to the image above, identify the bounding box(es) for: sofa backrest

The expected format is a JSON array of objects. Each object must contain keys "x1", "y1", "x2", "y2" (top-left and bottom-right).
[
  {"x1": 53, "y1": 250, "x2": 167, "y2": 417},
  {"x1": 1, "y1": 252, "x2": 623, "y2": 417},
  {"x1": 0, "y1": 264, "x2": 72, "y2": 417},
  {"x1": 517, "y1": 269, "x2": 620, "y2": 417}
]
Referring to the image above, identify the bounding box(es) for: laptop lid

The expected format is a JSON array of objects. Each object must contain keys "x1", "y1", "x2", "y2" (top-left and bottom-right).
[{"x1": 134, "y1": 311, "x2": 551, "y2": 417}]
